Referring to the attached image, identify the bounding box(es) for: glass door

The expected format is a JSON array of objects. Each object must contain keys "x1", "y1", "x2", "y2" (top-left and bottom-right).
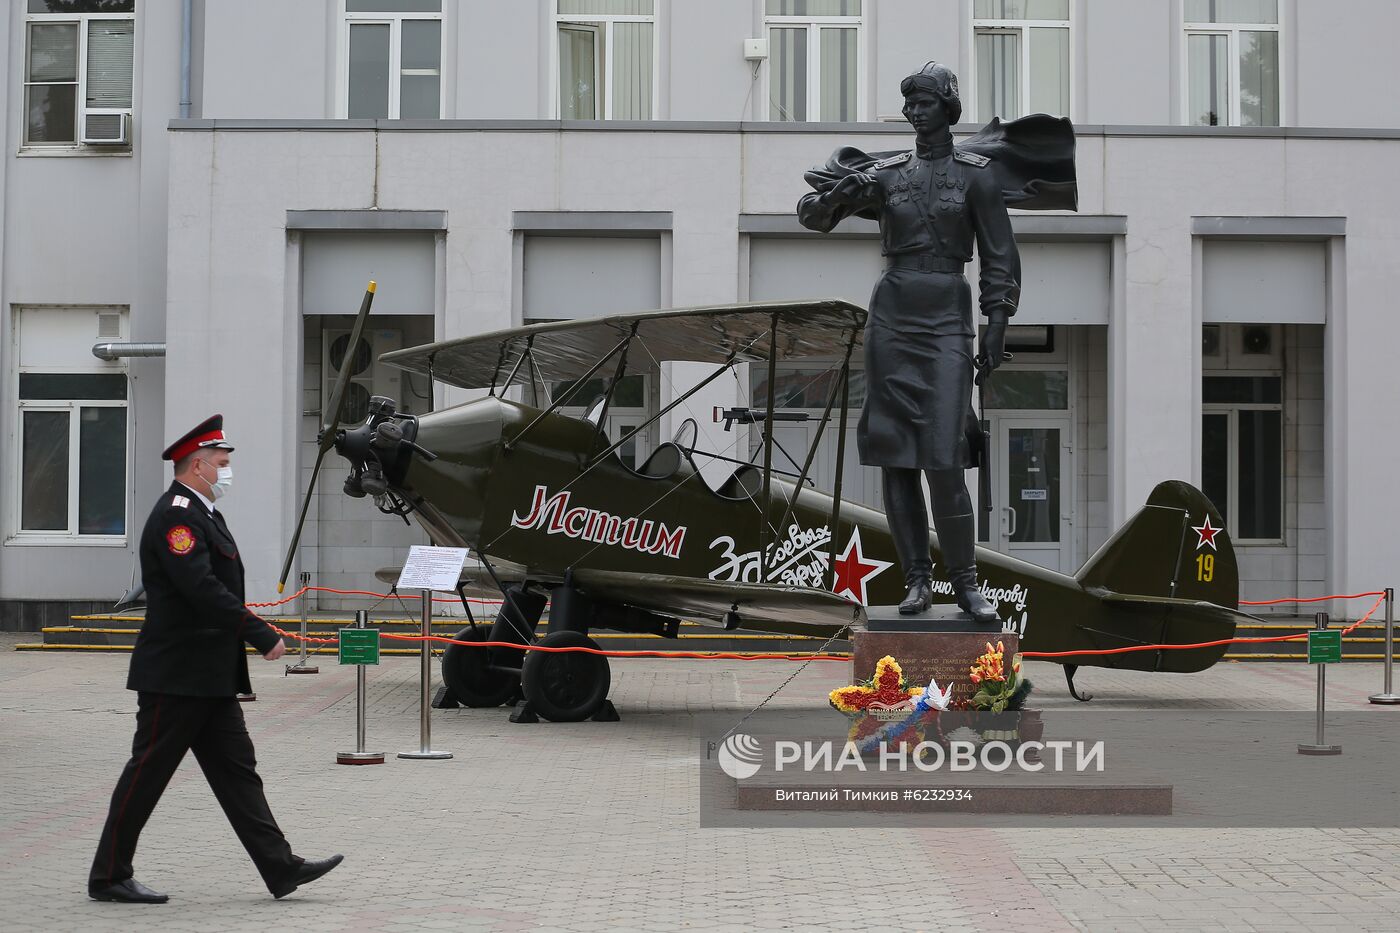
[{"x1": 991, "y1": 417, "x2": 1072, "y2": 572}]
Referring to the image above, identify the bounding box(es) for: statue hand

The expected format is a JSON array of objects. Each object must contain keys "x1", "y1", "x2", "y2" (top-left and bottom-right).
[
  {"x1": 828, "y1": 172, "x2": 876, "y2": 206},
  {"x1": 976, "y1": 312, "x2": 1010, "y2": 384}
]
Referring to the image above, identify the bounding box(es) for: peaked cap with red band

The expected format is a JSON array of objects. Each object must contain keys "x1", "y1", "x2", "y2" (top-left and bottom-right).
[{"x1": 162, "y1": 414, "x2": 236, "y2": 462}]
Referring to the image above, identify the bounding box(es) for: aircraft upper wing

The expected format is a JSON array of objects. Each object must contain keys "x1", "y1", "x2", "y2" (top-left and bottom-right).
[
  {"x1": 379, "y1": 299, "x2": 867, "y2": 391},
  {"x1": 570, "y1": 568, "x2": 865, "y2": 639}
]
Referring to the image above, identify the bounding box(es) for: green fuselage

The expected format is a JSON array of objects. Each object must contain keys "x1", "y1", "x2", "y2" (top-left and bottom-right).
[{"x1": 385, "y1": 396, "x2": 1236, "y2": 673}]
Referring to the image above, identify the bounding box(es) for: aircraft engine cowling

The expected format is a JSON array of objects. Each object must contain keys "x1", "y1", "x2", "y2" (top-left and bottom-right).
[{"x1": 334, "y1": 395, "x2": 428, "y2": 500}]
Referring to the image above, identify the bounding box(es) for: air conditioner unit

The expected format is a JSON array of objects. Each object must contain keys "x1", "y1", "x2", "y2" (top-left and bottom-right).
[
  {"x1": 81, "y1": 112, "x2": 130, "y2": 146},
  {"x1": 1230, "y1": 323, "x2": 1282, "y2": 369},
  {"x1": 322, "y1": 328, "x2": 404, "y2": 424}
]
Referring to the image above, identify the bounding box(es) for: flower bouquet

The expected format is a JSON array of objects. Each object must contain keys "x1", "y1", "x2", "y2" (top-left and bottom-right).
[{"x1": 965, "y1": 640, "x2": 1034, "y2": 743}]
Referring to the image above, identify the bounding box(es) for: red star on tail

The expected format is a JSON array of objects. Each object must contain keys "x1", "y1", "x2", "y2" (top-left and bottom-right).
[{"x1": 1192, "y1": 514, "x2": 1222, "y2": 551}]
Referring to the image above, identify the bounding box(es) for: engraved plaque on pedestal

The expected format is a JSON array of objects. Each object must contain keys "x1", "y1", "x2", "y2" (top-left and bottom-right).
[{"x1": 852, "y1": 605, "x2": 1019, "y2": 703}]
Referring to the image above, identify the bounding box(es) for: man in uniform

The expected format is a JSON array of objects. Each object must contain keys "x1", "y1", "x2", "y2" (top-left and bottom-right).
[
  {"x1": 797, "y1": 61, "x2": 1075, "y2": 621},
  {"x1": 88, "y1": 415, "x2": 343, "y2": 903}
]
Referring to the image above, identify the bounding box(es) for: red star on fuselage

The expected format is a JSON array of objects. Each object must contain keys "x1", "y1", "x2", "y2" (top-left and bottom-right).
[
  {"x1": 831, "y1": 528, "x2": 893, "y2": 605},
  {"x1": 1192, "y1": 514, "x2": 1222, "y2": 551}
]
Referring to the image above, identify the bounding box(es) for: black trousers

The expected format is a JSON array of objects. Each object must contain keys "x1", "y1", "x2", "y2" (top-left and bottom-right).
[{"x1": 89, "y1": 692, "x2": 298, "y2": 893}]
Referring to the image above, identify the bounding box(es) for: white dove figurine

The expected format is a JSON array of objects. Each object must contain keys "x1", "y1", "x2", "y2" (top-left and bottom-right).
[{"x1": 913, "y1": 676, "x2": 954, "y2": 712}]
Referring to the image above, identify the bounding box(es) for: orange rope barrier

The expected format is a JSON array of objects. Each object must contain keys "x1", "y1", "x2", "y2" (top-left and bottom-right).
[
  {"x1": 1021, "y1": 592, "x2": 1387, "y2": 660},
  {"x1": 1239, "y1": 591, "x2": 1384, "y2": 606},
  {"x1": 247, "y1": 585, "x2": 502, "y2": 609},
  {"x1": 260, "y1": 589, "x2": 1388, "y2": 664}
]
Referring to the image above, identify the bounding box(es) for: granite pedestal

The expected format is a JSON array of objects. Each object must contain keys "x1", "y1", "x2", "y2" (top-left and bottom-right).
[{"x1": 852, "y1": 604, "x2": 1017, "y2": 704}]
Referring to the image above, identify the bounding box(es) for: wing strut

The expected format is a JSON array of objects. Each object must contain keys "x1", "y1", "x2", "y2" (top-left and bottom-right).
[
  {"x1": 770, "y1": 338, "x2": 855, "y2": 567},
  {"x1": 589, "y1": 325, "x2": 637, "y2": 451},
  {"x1": 498, "y1": 336, "x2": 533, "y2": 399},
  {"x1": 585, "y1": 348, "x2": 738, "y2": 468},
  {"x1": 505, "y1": 328, "x2": 636, "y2": 452},
  {"x1": 823, "y1": 329, "x2": 858, "y2": 591},
  {"x1": 757, "y1": 313, "x2": 780, "y2": 581}
]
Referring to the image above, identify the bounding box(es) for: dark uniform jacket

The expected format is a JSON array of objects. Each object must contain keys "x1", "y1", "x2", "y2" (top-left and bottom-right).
[
  {"x1": 796, "y1": 112, "x2": 1079, "y2": 320},
  {"x1": 127, "y1": 482, "x2": 280, "y2": 697},
  {"x1": 799, "y1": 146, "x2": 1021, "y2": 319}
]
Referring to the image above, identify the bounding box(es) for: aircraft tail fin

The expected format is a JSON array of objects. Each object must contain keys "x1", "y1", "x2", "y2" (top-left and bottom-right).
[{"x1": 1076, "y1": 480, "x2": 1238, "y2": 609}]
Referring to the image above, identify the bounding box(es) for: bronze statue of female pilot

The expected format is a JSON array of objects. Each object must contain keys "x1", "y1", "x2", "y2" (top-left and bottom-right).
[{"x1": 797, "y1": 61, "x2": 1076, "y2": 622}]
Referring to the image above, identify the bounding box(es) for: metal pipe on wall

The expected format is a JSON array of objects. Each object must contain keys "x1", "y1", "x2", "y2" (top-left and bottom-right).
[
  {"x1": 180, "y1": 0, "x2": 193, "y2": 119},
  {"x1": 91, "y1": 342, "x2": 166, "y2": 361}
]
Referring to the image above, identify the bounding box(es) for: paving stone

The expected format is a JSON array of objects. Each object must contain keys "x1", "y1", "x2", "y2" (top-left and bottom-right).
[{"x1": 3, "y1": 634, "x2": 1399, "y2": 931}]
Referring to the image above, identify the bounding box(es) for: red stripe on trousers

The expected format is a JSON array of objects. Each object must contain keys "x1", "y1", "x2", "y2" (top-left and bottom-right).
[{"x1": 107, "y1": 695, "x2": 162, "y2": 881}]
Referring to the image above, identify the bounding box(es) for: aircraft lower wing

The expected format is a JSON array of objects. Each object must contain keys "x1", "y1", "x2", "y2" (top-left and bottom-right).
[{"x1": 570, "y1": 569, "x2": 865, "y2": 639}]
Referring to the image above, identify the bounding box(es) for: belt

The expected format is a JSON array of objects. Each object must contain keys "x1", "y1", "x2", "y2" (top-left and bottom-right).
[{"x1": 884, "y1": 253, "x2": 965, "y2": 273}]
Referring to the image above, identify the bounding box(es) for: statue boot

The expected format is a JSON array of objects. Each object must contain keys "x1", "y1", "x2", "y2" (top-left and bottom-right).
[
  {"x1": 933, "y1": 511, "x2": 998, "y2": 625},
  {"x1": 898, "y1": 564, "x2": 934, "y2": 615},
  {"x1": 882, "y1": 467, "x2": 934, "y2": 615}
]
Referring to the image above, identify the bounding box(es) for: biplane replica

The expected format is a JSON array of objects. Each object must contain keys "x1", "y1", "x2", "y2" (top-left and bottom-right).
[{"x1": 276, "y1": 284, "x2": 1250, "y2": 722}]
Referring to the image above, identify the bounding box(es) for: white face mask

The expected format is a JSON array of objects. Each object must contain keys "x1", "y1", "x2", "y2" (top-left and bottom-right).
[
  {"x1": 201, "y1": 462, "x2": 233, "y2": 500},
  {"x1": 211, "y1": 466, "x2": 233, "y2": 500}
]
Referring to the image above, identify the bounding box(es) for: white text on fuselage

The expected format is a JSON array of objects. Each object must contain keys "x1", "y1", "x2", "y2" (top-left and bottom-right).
[
  {"x1": 708, "y1": 523, "x2": 831, "y2": 588},
  {"x1": 511, "y1": 485, "x2": 687, "y2": 559}
]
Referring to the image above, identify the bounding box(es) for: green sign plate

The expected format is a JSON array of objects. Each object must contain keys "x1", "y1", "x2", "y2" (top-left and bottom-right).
[
  {"x1": 339, "y1": 628, "x2": 381, "y2": 665},
  {"x1": 1307, "y1": 629, "x2": 1342, "y2": 664}
]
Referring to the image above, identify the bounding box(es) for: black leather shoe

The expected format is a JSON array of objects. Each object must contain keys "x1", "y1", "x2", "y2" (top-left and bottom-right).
[
  {"x1": 88, "y1": 879, "x2": 169, "y2": 904},
  {"x1": 271, "y1": 854, "x2": 344, "y2": 899},
  {"x1": 898, "y1": 580, "x2": 933, "y2": 615}
]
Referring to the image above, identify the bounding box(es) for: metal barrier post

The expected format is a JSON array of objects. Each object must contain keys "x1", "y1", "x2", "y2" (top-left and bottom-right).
[
  {"x1": 286, "y1": 570, "x2": 318, "y2": 675},
  {"x1": 337, "y1": 610, "x2": 384, "y2": 765},
  {"x1": 1369, "y1": 587, "x2": 1398, "y2": 705},
  {"x1": 398, "y1": 589, "x2": 452, "y2": 760},
  {"x1": 1298, "y1": 612, "x2": 1342, "y2": 755}
]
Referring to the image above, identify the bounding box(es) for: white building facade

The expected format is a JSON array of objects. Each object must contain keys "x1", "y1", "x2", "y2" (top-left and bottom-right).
[{"x1": 2, "y1": 0, "x2": 1397, "y2": 625}]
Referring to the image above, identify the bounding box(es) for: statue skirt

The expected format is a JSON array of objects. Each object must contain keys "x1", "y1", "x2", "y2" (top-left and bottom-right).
[{"x1": 858, "y1": 268, "x2": 975, "y2": 471}]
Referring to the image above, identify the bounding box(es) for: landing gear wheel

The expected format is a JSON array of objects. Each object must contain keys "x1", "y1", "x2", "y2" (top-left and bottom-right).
[
  {"x1": 441, "y1": 627, "x2": 519, "y2": 708},
  {"x1": 520, "y1": 630, "x2": 611, "y2": 723}
]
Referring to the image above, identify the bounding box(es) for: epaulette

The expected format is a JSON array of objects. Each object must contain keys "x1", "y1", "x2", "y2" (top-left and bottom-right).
[
  {"x1": 953, "y1": 149, "x2": 990, "y2": 167},
  {"x1": 170, "y1": 494, "x2": 191, "y2": 509},
  {"x1": 871, "y1": 151, "x2": 912, "y2": 170}
]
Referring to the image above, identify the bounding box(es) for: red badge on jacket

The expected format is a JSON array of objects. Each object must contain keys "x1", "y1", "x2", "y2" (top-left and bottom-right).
[{"x1": 167, "y1": 525, "x2": 196, "y2": 555}]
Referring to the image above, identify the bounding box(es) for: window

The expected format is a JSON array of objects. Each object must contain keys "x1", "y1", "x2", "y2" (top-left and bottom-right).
[
  {"x1": 971, "y1": 0, "x2": 1070, "y2": 121},
  {"x1": 1202, "y1": 375, "x2": 1282, "y2": 542},
  {"x1": 24, "y1": 0, "x2": 134, "y2": 148},
  {"x1": 554, "y1": 1, "x2": 655, "y2": 120},
  {"x1": 1184, "y1": 0, "x2": 1280, "y2": 126},
  {"x1": 765, "y1": 0, "x2": 861, "y2": 122},
  {"x1": 18, "y1": 375, "x2": 129, "y2": 538},
  {"x1": 13, "y1": 307, "x2": 130, "y2": 541},
  {"x1": 343, "y1": 0, "x2": 442, "y2": 119}
]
